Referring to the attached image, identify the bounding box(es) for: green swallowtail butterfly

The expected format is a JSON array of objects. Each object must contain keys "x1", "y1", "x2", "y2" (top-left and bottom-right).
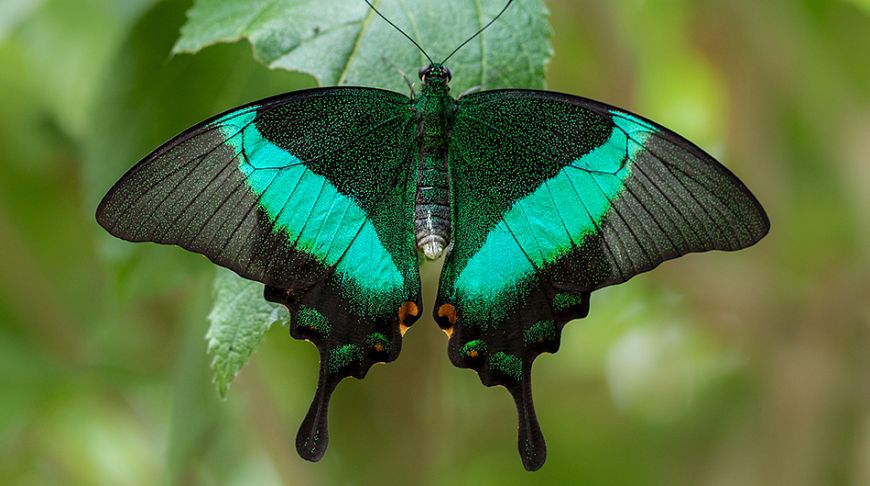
[{"x1": 96, "y1": 0, "x2": 769, "y2": 471}]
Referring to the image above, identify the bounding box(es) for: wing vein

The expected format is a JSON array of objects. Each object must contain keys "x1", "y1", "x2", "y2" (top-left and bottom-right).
[{"x1": 562, "y1": 167, "x2": 626, "y2": 281}]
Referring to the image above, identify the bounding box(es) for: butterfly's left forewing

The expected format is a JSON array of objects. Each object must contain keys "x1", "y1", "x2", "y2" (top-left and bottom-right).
[
  {"x1": 97, "y1": 87, "x2": 422, "y2": 461},
  {"x1": 438, "y1": 89, "x2": 769, "y2": 470}
]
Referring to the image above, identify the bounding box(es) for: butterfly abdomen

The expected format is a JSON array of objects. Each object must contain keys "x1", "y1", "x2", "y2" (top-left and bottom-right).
[
  {"x1": 413, "y1": 88, "x2": 456, "y2": 260},
  {"x1": 415, "y1": 148, "x2": 451, "y2": 259}
]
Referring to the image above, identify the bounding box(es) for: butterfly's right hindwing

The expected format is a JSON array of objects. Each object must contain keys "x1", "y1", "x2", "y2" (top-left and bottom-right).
[{"x1": 97, "y1": 87, "x2": 421, "y2": 461}]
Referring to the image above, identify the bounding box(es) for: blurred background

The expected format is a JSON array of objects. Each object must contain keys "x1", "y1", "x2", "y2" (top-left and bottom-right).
[{"x1": 0, "y1": 0, "x2": 868, "y2": 484}]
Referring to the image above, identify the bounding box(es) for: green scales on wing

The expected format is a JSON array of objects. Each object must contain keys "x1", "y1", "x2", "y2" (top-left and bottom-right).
[
  {"x1": 96, "y1": 0, "x2": 769, "y2": 473},
  {"x1": 97, "y1": 88, "x2": 424, "y2": 461},
  {"x1": 434, "y1": 90, "x2": 768, "y2": 469}
]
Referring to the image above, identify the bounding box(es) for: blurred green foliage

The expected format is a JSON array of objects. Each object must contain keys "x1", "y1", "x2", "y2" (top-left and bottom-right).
[{"x1": 0, "y1": 0, "x2": 868, "y2": 485}]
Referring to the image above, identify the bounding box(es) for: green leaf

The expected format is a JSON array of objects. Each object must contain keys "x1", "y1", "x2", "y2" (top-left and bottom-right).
[
  {"x1": 207, "y1": 269, "x2": 290, "y2": 397},
  {"x1": 174, "y1": 0, "x2": 552, "y2": 93},
  {"x1": 191, "y1": 0, "x2": 552, "y2": 396}
]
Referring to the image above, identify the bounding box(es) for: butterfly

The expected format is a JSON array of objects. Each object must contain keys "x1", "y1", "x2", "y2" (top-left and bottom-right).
[{"x1": 96, "y1": 0, "x2": 769, "y2": 471}]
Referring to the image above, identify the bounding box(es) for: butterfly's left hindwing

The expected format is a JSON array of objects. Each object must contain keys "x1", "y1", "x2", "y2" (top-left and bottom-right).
[
  {"x1": 438, "y1": 89, "x2": 769, "y2": 470},
  {"x1": 96, "y1": 87, "x2": 421, "y2": 461}
]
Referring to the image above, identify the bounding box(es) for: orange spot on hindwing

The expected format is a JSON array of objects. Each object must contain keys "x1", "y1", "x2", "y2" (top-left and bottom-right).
[
  {"x1": 437, "y1": 303, "x2": 457, "y2": 338},
  {"x1": 437, "y1": 304, "x2": 457, "y2": 324},
  {"x1": 398, "y1": 301, "x2": 419, "y2": 336}
]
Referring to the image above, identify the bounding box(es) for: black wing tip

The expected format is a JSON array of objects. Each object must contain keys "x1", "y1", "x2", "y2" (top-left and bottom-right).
[
  {"x1": 94, "y1": 202, "x2": 112, "y2": 233},
  {"x1": 714, "y1": 189, "x2": 771, "y2": 253},
  {"x1": 94, "y1": 181, "x2": 123, "y2": 234},
  {"x1": 634, "y1": 121, "x2": 773, "y2": 253},
  {"x1": 94, "y1": 198, "x2": 135, "y2": 243},
  {"x1": 742, "y1": 214, "x2": 771, "y2": 250},
  {"x1": 749, "y1": 195, "x2": 772, "y2": 244}
]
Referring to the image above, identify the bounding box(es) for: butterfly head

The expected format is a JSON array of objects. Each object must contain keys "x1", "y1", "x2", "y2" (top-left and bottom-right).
[{"x1": 419, "y1": 63, "x2": 452, "y2": 85}]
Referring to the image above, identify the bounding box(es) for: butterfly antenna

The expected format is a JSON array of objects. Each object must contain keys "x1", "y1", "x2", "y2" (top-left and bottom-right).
[
  {"x1": 441, "y1": 0, "x2": 513, "y2": 65},
  {"x1": 364, "y1": 0, "x2": 434, "y2": 65}
]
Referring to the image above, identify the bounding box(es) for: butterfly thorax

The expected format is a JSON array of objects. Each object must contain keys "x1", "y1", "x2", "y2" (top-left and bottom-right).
[{"x1": 412, "y1": 64, "x2": 457, "y2": 260}]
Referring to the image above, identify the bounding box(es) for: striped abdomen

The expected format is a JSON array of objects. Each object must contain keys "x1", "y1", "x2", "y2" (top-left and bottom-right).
[{"x1": 414, "y1": 147, "x2": 451, "y2": 259}]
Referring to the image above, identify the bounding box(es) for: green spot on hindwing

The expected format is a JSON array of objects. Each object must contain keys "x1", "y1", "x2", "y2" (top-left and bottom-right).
[
  {"x1": 490, "y1": 352, "x2": 523, "y2": 382},
  {"x1": 523, "y1": 320, "x2": 556, "y2": 345},
  {"x1": 328, "y1": 344, "x2": 363, "y2": 374},
  {"x1": 366, "y1": 332, "x2": 391, "y2": 355},
  {"x1": 460, "y1": 339, "x2": 486, "y2": 359},
  {"x1": 297, "y1": 306, "x2": 330, "y2": 336},
  {"x1": 553, "y1": 292, "x2": 585, "y2": 311}
]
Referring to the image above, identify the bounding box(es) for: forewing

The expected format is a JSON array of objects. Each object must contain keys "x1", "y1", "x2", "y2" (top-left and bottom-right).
[
  {"x1": 437, "y1": 89, "x2": 769, "y2": 470},
  {"x1": 97, "y1": 87, "x2": 421, "y2": 461}
]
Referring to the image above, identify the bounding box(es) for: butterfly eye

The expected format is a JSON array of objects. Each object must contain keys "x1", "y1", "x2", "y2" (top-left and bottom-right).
[
  {"x1": 418, "y1": 64, "x2": 431, "y2": 80},
  {"x1": 442, "y1": 66, "x2": 452, "y2": 82}
]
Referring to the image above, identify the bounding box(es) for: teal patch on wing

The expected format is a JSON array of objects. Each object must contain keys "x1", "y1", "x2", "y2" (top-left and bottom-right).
[
  {"x1": 214, "y1": 110, "x2": 404, "y2": 316},
  {"x1": 453, "y1": 112, "x2": 655, "y2": 322}
]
